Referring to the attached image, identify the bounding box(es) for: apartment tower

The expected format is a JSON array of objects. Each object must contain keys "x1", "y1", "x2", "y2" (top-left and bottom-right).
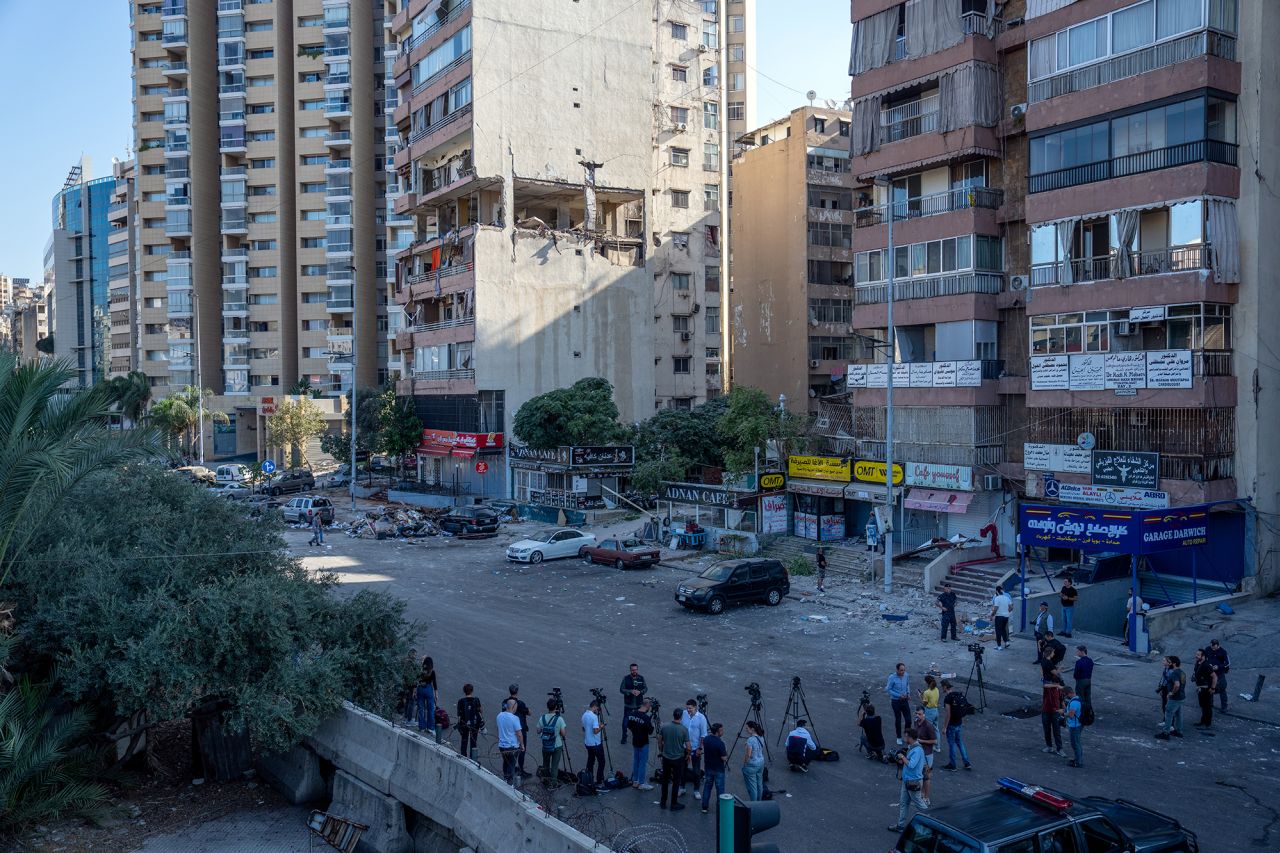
[{"x1": 129, "y1": 0, "x2": 393, "y2": 449}]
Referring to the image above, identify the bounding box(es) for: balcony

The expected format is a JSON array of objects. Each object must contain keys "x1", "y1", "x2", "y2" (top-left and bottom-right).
[
  {"x1": 163, "y1": 88, "x2": 189, "y2": 100},
  {"x1": 325, "y1": 158, "x2": 352, "y2": 172},
  {"x1": 163, "y1": 61, "x2": 188, "y2": 76},
  {"x1": 855, "y1": 186, "x2": 1003, "y2": 228},
  {"x1": 325, "y1": 98, "x2": 352, "y2": 117},
  {"x1": 412, "y1": 368, "x2": 474, "y2": 381},
  {"x1": 1029, "y1": 31, "x2": 1237, "y2": 105},
  {"x1": 161, "y1": 0, "x2": 186, "y2": 17},
  {"x1": 401, "y1": 0, "x2": 470, "y2": 56},
  {"x1": 1030, "y1": 244, "x2": 1212, "y2": 287},
  {"x1": 411, "y1": 53, "x2": 470, "y2": 98},
  {"x1": 219, "y1": 109, "x2": 245, "y2": 124},
  {"x1": 219, "y1": 83, "x2": 246, "y2": 96},
  {"x1": 222, "y1": 274, "x2": 248, "y2": 287},
  {"x1": 1030, "y1": 140, "x2": 1239, "y2": 194},
  {"x1": 326, "y1": 131, "x2": 352, "y2": 147},
  {"x1": 222, "y1": 299, "x2": 248, "y2": 314},
  {"x1": 406, "y1": 105, "x2": 471, "y2": 147},
  {"x1": 855, "y1": 272, "x2": 1003, "y2": 305},
  {"x1": 222, "y1": 247, "x2": 248, "y2": 260},
  {"x1": 881, "y1": 94, "x2": 939, "y2": 144}
]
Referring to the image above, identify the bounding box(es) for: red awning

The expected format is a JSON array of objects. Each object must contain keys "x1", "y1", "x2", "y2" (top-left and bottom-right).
[
  {"x1": 418, "y1": 444, "x2": 449, "y2": 456},
  {"x1": 451, "y1": 447, "x2": 476, "y2": 458},
  {"x1": 904, "y1": 489, "x2": 974, "y2": 513}
]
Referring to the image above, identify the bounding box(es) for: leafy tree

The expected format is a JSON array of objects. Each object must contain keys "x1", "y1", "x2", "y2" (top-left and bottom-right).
[
  {"x1": 146, "y1": 386, "x2": 227, "y2": 456},
  {"x1": 375, "y1": 393, "x2": 422, "y2": 477},
  {"x1": 267, "y1": 397, "x2": 326, "y2": 468},
  {"x1": 0, "y1": 352, "x2": 161, "y2": 590},
  {"x1": 630, "y1": 452, "x2": 690, "y2": 495},
  {"x1": 319, "y1": 387, "x2": 383, "y2": 464},
  {"x1": 8, "y1": 466, "x2": 413, "y2": 754},
  {"x1": 100, "y1": 371, "x2": 152, "y2": 426},
  {"x1": 513, "y1": 377, "x2": 628, "y2": 450},
  {"x1": 716, "y1": 386, "x2": 810, "y2": 476},
  {"x1": 287, "y1": 377, "x2": 324, "y2": 399},
  {"x1": 632, "y1": 397, "x2": 728, "y2": 473}
]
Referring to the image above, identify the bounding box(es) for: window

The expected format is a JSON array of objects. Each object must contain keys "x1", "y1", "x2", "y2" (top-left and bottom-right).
[
  {"x1": 704, "y1": 183, "x2": 719, "y2": 206},
  {"x1": 250, "y1": 239, "x2": 277, "y2": 250},
  {"x1": 813, "y1": 117, "x2": 827, "y2": 134},
  {"x1": 247, "y1": 48, "x2": 274, "y2": 60},
  {"x1": 729, "y1": 14, "x2": 744, "y2": 32},
  {"x1": 702, "y1": 21, "x2": 718, "y2": 49},
  {"x1": 729, "y1": 72, "x2": 744, "y2": 92},
  {"x1": 299, "y1": 127, "x2": 327, "y2": 138},
  {"x1": 672, "y1": 190, "x2": 690, "y2": 208},
  {"x1": 301, "y1": 210, "x2": 326, "y2": 220},
  {"x1": 249, "y1": 266, "x2": 278, "y2": 278},
  {"x1": 810, "y1": 298, "x2": 853, "y2": 324},
  {"x1": 672, "y1": 315, "x2": 690, "y2": 333},
  {"x1": 299, "y1": 71, "x2": 322, "y2": 83},
  {"x1": 704, "y1": 141, "x2": 719, "y2": 169},
  {"x1": 704, "y1": 102, "x2": 719, "y2": 130},
  {"x1": 141, "y1": 84, "x2": 167, "y2": 96},
  {"x1": 1031, "y1": 0, "x2": 1217, "y2": 81},
  {"x1": 1029, "y1": 303, "x2": 1230, "y2": 355},
  {"x1": 671, "y1": 65, "x2": 688, "y2": 83},
  {"x1": 302, "y1": 292, "x2": 327, "y2": 303},
  {"x1": 671, "y1": 106, "x2": 690, "y2": 125},
  {"x1": 250, "y1": 184, "x2": 276, "y2": 196},
  {"x1": 249, "y1": 130, "x2": 276, "y2": 142},
  {"x1": 672, "y1": 232, "x2": 690, "y2": 250},
  {"x1": 728, "y1": 101, "x2": 744, "y2": 121},
  {"x1": 140, "y1": 111, "x2": 162, "y2": 123},
  {"x1": 247, "y1": 20, "x2": 272, "y2": 31},
  {"x1": 670, "y1": 147, "x2": 690, "y2": 167},
  {"x1": 703, "y1": 65, "x2": 718, "y2": 87},
  {"x1": 701, "y1": 0, "x2": 717, "y2": 12},
  {"x1": 838, "y1": 120, "x2": 850, "y2": 137},
  {"x1": 671, "y1": 21, "x2": 688, "y2": 40},
  {"x1": 248, "y1": 103, "x2": 274, "y2": 114},
  {"x1": 301, "y1": 264, "x2": 326, "y2": 276},
  {"x1": 808, "y1": 336, "x2": 856, "y2": 361},
  {"x1": 807, "y1": 153, "x2": 850, "y2": 173},
  {"x1": 249, "y1": 76, "x2": 273, "y2": 88},
  {"x1": 250, "y1": 158, "x2": 275, "y2": 169},
  {"x1": 808, "y1": 222, "x2": 852, "y2": 249},
  {"x1": 672, "y1": 273, "x2": 691, "y2": 290},
  {"x1": 705, "y1": 264, "x2": 721, "y2": 291},
  {"x1": 673, "y1": 357, "x2": 692, "y2": 374},
  {"x1": 251, "y1": 212, "x2": 278, "y2": 223},
  {"x1": 248, "y1": 293, "x2": 279, "y2": 304},
  {"x1": 301, "y1": 236, "x2": 326, "y2": 248},
  {"x1": 1078, "y1": 818, "x2": 1126, "y2": 853},
  {"x1": 705, "y1": 307, "x2": 720, "y2": 335},
  {"x1": 299, "y1": 99, "x2": 324, "y2": 110},
  {"x1": 729, "y1": 44, "x2": 744, "y2": 62},
  {"x1": 300, "y1": 154, "x2": 327, "y2": 165}
]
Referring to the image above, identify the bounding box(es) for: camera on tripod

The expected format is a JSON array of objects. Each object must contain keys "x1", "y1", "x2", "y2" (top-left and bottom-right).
[
  {"x1": 645, "y1": 696, "x2": 661, "y2": 719},
  {"x1": 547, "y1": 687, "x2": 565, "y2": 714},
  {"x1": 744, "y1": 682, "x2": 762, "y2": 704},
  {"x1": 857, "y1": 689, "x2": 872, "y2": 711},
  {"x1": 696, "y1": 693, "x2": 709, "y2": 714},
  {"x1": 967, "y1": 642, "x2": 985, "y2": 657}
]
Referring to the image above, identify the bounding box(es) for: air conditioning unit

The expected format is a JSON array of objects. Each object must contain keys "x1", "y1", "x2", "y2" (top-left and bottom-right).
[
  {"x1": 983, "y1": 474, "x2": 1003, "y2": 491},
  {"x1": 697, "y1": 43, "x2": 709, "y2": 53},
  {"x1": 1116, "y1": 320, "x2": 1136, "y2": 336},
  {"x1": 691, "y1": 302, "x2": 701, "y2": 313},
  {"x1": 680, "y1": 331, "x2": 692, "y2": 342},
  {"x1": 1009, "y1": 275, "x2": 1028, "y2": 291},
  {"x1": 1010, "y1": 103, "x2": 1027, "y2": 121},
  {"x1": 676, "y1": 122, "x2": 688, "y2": 132},
  {"x1": 809, "y1": 359, "x2": 820, "y2": 368}
]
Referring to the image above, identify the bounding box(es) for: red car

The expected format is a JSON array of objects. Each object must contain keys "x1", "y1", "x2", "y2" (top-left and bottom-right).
[{"x1": 580, "y1": 538, "x2": 661, "y2": 570}]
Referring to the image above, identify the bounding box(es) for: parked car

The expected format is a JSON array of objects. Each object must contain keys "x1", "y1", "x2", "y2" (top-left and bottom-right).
[
  {"x1": 318, "y1": 467, "x2": 351, "y2": 489},
  {"x1": 893, "y1": 778, "x2": 1199, "y2": 853},
  {"x1": 175, "y1": 465, "x2": 216, "y2": 484},
  {"x1": 215, "y1": 463, "x2": 250, "y2": 484},
  {"x1": 675, "y1": 558, "x2": 790, "y2": 614},
  {"x1": 438, "y1": 506, "x2": 500, "y2": 535},
  {"x1": 280, "y1": 496, "x2": 335, "y2": 525},
  {"x1": 244, "y1": 494, "x2": 282, "y2": 519},
  {"x1": 506, "y1": 529, "x2": 597, "y2": 563},
  {"x1": 265, "y1": 469, "x2": 315, "y2": 496},
  {"x1": 581, "y1": 538, "x2": 661, "y2": 570},
  {"x1": 211, "y1": 482, "x2": 253, "y2": 500}
]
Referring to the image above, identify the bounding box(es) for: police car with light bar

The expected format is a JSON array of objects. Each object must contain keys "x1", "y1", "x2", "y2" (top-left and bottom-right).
[{"x1": 891, "y1": 777, "x2": 1198, "y2": 853}]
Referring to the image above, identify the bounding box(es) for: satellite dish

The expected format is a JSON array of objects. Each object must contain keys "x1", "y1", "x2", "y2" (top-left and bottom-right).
[{"x1": 825, "y1": 99, "x2": 838, "y2": 110}]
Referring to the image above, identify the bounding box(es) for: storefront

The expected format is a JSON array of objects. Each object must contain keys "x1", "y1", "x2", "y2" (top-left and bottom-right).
[
  {"x1": 414, "y1": 429, "x2": 505, "y2": 500},
  {"x1": 509, "y1": 445, "x2": 635, "y2": 510}
]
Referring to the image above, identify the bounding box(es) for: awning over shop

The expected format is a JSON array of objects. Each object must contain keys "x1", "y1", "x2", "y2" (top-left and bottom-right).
[
  {"x1": 452, "y1": 447, "x2": 475, "y2": 458},
  {"x1": 418, "y1": 444, "x2": 449, "y2": 456},
  {"x1": 904, "y1": 489, "x2": 974, "y2": 513},
  {"x1": 787, "y1": 478, "x2": 849, "y2": 498}
]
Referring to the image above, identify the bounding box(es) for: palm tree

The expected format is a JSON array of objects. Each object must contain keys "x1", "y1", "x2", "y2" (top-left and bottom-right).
[
  {"x1": 101, "y1": 371, "x2": 153, "y2": 428},
  {"x1": 146, "y1": 387, "x2": 227, "y2": 457},
  {"x1": 0, "y1": 352, "x2": 162, "y2": 589}
]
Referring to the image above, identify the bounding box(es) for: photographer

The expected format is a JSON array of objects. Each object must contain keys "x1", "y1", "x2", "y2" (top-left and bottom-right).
[
  {"x1": 857, "y1": 698, "x2": 886, "y2": 761},
  {"x1": 627, "y1": 699, "x2": 655, "y2": 790},
  {"x1": 455, "y1": 683, "x2": 484, "y2": 759},
  {"x1": 887, "y1": 728, "x2": 928, "y2": 833},
  {"x1": 619, "y1": 664, "x2": 647, "y2": 745},
  {"x1": 537, "y1": 697, "x2": 567, "y2": 786},
  {"x1": 938, "y1": 680, "x2": 973, "y2": 771},
  {"x1": 785, "y1": 719, "x2": 819, "y2": 772},
  {"x1": 912, "y1": 707, "x2": 937, "y2": 805},
  {"x1": 582, "y1": 698, "x2": 606, "y2": 786}
]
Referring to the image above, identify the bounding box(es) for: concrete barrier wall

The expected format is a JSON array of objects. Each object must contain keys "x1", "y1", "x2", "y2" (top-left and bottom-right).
[
  {"x1": 303, "y1": 703, "x2": 610, "y2": 853},
  {"x1": 1017, "y1": 576, "x2": 1130, "y2": 637}
]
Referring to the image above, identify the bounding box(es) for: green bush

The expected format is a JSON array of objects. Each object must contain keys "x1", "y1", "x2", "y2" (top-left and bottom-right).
[{"x1": 786, "y1": 555, "x2": 814, "y2": 577}]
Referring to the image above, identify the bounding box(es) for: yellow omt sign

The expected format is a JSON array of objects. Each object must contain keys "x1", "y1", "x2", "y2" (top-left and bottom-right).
[{"x1": 854, "y1": 460, "x2": 904, "y2": 485}]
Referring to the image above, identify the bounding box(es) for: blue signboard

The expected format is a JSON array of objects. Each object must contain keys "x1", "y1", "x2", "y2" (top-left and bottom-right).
[
  {"x1": 261, "y1": 459, "x2": 276, "y2": 475},
  {"x1": 1019, "y1": 503, "x2": 1211, "y2": 554}
]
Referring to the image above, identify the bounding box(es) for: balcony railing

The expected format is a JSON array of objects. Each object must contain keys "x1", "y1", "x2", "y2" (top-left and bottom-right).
[
  {"x1": 1030, "y1": 139, "x2": 1239, "y2": 193},
  {"x1": 164, "y1": 61, "x2": 188, "y2": 74},
  {"x1": 1030, "y1": 244, "x2": 1212, "y2": 286},
  {"x1": 1029, "y1": 31, "x2": 1237, "y2": 104},
  {"x1": 406, "y1": 262, "x2": 474, "y2": 288},
  {"x1": 1193, "y1": 349, "x2": 1233, "y2": 377},
  {"x1": 854, "y1": 186, "x2": 1004, "y2": 228},
  {"x1": 1162, "y1": 454, "x2": 1233, "y2": 482},
  {"x1": 222, "y1": 274, "x2": 248, "y2": 286},
  {"x1": 402, "y1": 0, "x2": 470, "y2": 55},
  {"x1": 406, "y1": 104, "x2": 471, "y2": 145},
  {"x1": 960, "y1": 10, "x2": 1004, "y2": 36},
  {"x1": 855, "y1": 272, "x2": 1003, "y2": 305},
  {"x1": 412, "y1": 316, "x2": 475, "y2": 333},
  {"x1": 411, "y1": 53, "x2": 470, "y2": 97},
  {"x1": 217, "y1": 0, "x2": 243, "y2": 11},
  {"x1": 881, "y1": 94, "x2": 939, "y2": 143},
  {"x1": 412, "y1": 368, "x2": 475, "y2": 381}
]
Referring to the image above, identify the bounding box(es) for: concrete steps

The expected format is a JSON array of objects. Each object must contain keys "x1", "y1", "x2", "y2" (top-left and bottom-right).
[
  {"x1": 761, "y1": 537, "x2": 873, "y2": 581},
  {"x1": 929, "y1": 559, "x2": 1018, "y2": 607}
]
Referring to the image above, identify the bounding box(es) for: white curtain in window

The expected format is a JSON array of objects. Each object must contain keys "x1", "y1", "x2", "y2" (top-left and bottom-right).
[
  {"x1": 1029, "y1": 36, "x2": 1056, "y2": 79},
  {"x1": 1056, "y1": 219, "x2": 1077, "y2": 284},
  {"x1": 1111, "y1": 209, "x2": 1140, "y2": 278},
  {"x1": 1207, "y1": 198, "x2": 1240, "y2": 284},
  {"x1": 1112, "y1": 1, "x2": 1155, "y2": 53},
  {"x1": 850, "y1": 95, "x2": 881, "y2": 156},
  {"x1": 1157, "y1": 0, "x2": 1202, "y2": 39},
  {"x1": 849, "y1": 7, "x2": 897, "y2": 75},
  {"x1": 906, "y1": 0, "x2": 964, "y2": 60},
  {"x1": 938, "y1": 62, "x2": 1001, "y2": 133},
  {"x1": 1027, "y1": 0, "x2": 1077, "y2": 19}
]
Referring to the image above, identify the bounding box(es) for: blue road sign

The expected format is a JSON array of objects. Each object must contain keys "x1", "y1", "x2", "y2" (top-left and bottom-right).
[{"x1": 262, "y1": 459, "x2": 277, "y2": 475}]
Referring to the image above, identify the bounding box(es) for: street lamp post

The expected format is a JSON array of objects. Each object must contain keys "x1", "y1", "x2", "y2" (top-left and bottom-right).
[
  {"x1": 349, "y1": 266, "x2": 358, "y2": 511},
  {"x1": 875, "y1": 177, "x2": 896, "y2": 593}
]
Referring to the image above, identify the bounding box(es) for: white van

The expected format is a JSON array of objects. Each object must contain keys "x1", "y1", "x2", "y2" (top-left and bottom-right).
[{"x1": 215, "y1": 463, "x2": 250, "y2": 484}]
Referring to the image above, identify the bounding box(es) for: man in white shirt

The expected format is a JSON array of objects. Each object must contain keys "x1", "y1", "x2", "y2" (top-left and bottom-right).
[
  {"x1": 1123, "y1": 588, "x2": 1145, "y2": 646},
  {"x1": 785, "y1": 719, "x2": 819, "y2": 771},
  {"x1": 990, "y1": 585, "x2": 1013, "y2": 650},
  {"x1": 681, "y1": 699, "x2": 709, "y2": 793},
  {"x1": 581, "y1": 699, "x2": 606, "y2": 786},
  {"x1": 496, "y1": 699, "x2": 524, "y2": 787}
]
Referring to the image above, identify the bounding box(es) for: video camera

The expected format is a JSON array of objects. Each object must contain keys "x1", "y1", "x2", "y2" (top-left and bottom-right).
[
  {"x1": 590, "y1": 687, "x2": 609, "y2": 716},
  {"x1": 645, "y1": 696, "x2": 661, "y2": 720},
  {"x1": 968, "y1": 642, "x2": 985, "y2": 658},
  {"x1": 547, "y1": 687, "x2": 565, "y2": 714},
  {"x1": 696, "y1": 693, "x2": 709, "y2": 714},
  {"x1": 744, "y1": 682, "x2": 763, "y2": 705},
  {"x1": 857, "y1": 689, "x2": 872, "y2": 711}
]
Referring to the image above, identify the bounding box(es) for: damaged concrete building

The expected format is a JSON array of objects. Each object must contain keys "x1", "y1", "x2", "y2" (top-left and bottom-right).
[{"x1": 389, "y1": 0, "x2": 756, "y2": 495}]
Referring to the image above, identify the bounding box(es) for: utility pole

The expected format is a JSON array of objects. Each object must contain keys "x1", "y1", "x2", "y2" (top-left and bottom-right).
[
  {"x1": 876, "y1": 177, "x2": 896, "y2": 593},
  {"x1": 349, "y1": 266, "x2": 358, "y2": 511}
]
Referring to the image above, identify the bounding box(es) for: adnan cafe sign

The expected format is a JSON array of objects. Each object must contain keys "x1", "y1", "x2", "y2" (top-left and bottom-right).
[{"x1": 417, "y1": 429, "x2": 504, "y2": 458}]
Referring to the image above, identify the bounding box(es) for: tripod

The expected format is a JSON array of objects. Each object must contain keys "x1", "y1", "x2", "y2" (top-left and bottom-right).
[
  {"x1": 776, "y1": 677, "x2": 819, "y2": 748},
  {"x1": 965, "y1": 650, "x2": 989, "y2": 712},
  {"x1": 592, "y1": 694, "x2": 615, "y2": 776},
  {"x1": 728, "y1": 697, "x2": 771, "y2": 764}
]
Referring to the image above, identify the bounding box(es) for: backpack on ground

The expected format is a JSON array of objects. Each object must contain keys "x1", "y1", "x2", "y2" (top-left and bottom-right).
[
  {"x1": 574, "y1": 769, "x2": 598, "y2": 797},
  {"x1": 817, "y1": 747, "x2": 840, "y2": 762},
  {"x1": 539, "y1": 714, "x2": 560, "y2": 752}
]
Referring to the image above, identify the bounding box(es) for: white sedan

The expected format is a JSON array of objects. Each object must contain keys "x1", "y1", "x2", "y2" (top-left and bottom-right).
[{"x1": 506, "y1": 529, "x2": 597, "y2": 563}]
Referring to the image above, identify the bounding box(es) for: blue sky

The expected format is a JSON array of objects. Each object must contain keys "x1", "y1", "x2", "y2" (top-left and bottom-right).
[{"x1": 0, "y1": 0, "x2": 850, "y2": 282}]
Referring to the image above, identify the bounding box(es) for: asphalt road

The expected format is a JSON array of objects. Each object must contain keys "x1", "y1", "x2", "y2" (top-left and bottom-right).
[{"x1": 295, "y1": 526, "x2": 1279, "y2": 852}]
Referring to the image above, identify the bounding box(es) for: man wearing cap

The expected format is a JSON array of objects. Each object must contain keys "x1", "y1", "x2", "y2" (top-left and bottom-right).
[
  {"x1": 504, "y1": 684, "x2": 531, "y2": 778},
  {"x1": 936, "y1": 581, "x2": 958, "y2": 642}
]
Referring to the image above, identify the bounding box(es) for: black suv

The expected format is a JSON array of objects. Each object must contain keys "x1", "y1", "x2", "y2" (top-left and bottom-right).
[
  {"x1": 894, "y1": 779, "x2": 1198, "y2": 853},
  {"x1": 675, "y1": 558, "x2": 790, "y2": 614},
  {"x1": 439, "y1": 506, "x2": 501, "y2": 535}
]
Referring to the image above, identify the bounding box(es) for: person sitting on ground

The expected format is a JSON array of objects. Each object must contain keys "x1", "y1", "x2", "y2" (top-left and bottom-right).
[
  {"x1": 857, "y1": 702, "x2": 886, "y2": 762},
  {"x1": 785, "y1": 719, "x2": 819, "y2": 771}
]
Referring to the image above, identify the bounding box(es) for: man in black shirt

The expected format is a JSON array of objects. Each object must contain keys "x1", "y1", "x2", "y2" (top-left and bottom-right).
[
  {"x1": 1205, "y1": 639, "x2": 1230, "y2": 712},
  {"x1": 699, "y1": 723, "x2": 728, "y2": 813},
  {"x1": 619, "y1": 663, "x2": 647, "y2": 744},
  {"x1": 627, "y1": 699, "x2": 655, "y2": 790},
  {"x1": 1193, "y1": 648, "x2": 1218, "y2": 728},
  {"x1": 857, "y1": 702, "x2": 886, "y2": 761},
  {"x1": 936, "y1": 582, "x2": 958, "y2": 641},
  {"x1": 1039, "y1": 631, "x2": 1067, "y2": 681},
  {"x1": 506, "y1": 683, "x2": 531, "y2": 776},
  {"x1": 455, "y1": 683, "x2": 484, "y2": 759}
]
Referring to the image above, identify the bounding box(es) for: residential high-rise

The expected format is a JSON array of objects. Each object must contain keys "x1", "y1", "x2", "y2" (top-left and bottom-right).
[
  {"x1": 107, "y1": 159, "x2": 139, "y2": 378},
  {"x1": 774, "y1": 0, "x2": 1274, "y2": 592},
  {"x1": 128, "y1": 0, "x2": 394, "y2": 452},
  {"x1": 387, "y1": 0, "x2": 753, "y2": 494},
  {"x1": 48, "y1": 158, "x2": 116, "y2": 387}
]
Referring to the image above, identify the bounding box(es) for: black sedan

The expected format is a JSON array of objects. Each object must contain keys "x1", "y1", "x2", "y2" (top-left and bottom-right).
[{"x1": 439, "y1": 506, "x2": 501, "y2": 535}]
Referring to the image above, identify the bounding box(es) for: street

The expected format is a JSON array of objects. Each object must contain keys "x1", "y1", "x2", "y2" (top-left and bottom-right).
[{"x1": 293, "y1": 518, "x2": 1279, "y2": 852}]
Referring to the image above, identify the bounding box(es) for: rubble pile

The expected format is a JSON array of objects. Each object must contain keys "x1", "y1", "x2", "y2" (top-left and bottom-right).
[{"x1": 345, "y1": 505, "x2": 450, "y2": 540}]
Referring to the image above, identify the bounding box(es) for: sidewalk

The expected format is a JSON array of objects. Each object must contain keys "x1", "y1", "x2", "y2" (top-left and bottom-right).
[{"x1": 132, "y1": 806, "x2": 313, "y2": 853}]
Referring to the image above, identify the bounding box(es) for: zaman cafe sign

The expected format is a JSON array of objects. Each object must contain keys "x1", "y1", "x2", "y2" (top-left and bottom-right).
[{"x1": 788, "y1": 456, "x2": 851, "y2": 482}]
